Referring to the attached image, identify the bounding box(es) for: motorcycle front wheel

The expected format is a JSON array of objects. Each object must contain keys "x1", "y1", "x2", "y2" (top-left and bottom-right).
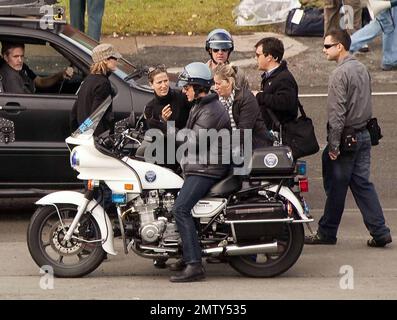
[
  {"x1": 27, "y1": 204, "x2": 106, "y2": 278},
  {"x1": 228, "y1": 223, "x2": 304, "y2": 278}
]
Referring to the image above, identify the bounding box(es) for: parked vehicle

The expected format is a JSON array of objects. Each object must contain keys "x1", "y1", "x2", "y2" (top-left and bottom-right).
[
  {"x1": 27, "y1": 98, "x2": 313, "y2": 278},
  {"x1": 0, "y1": 2, "x2": 153, "y2": 196}
]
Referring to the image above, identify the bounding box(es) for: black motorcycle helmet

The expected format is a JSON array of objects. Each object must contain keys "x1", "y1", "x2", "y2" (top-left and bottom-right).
[{"x1": 205, "y1": 28, "x2": 234, "y2": 52}]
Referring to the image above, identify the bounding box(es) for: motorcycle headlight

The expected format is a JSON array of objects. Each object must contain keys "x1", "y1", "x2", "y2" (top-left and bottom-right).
[{"x1": 70, "y1": 150, "x2": 80, "y2": 170}]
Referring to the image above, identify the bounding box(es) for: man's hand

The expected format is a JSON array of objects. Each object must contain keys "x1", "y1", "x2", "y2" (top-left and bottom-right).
[
  {"x1": 251, "y1": 90, "x2": 260, "y2": 96},
  {"x1": 329, "y1": 149, "x2": 340, "y2": 160},
  {"x1": 63, "y1": 67, "x2": 74, "y2": 80},
  {"x1": 161, "y1": 104, "x2": 172, "y2": 122}
]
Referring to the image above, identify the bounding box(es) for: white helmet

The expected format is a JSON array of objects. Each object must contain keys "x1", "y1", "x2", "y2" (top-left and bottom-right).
[{"x1": 177, "y1": 62, "x2": 213, "y2": 88}]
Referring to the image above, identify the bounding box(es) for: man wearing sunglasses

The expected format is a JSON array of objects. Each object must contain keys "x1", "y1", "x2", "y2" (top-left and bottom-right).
[
  {"x1": 305, "y1": 29, "x2": 392, "y2": 248},
  {"x1": 205, "y1": 28, "x2": 249, "y2": 90}
]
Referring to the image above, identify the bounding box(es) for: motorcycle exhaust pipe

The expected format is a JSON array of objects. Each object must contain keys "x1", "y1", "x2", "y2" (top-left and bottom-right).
[
  {"x1": 203, "y1": 242, "x2": 278, "y2": 256},
  {"x1": 227, "y1": 204, "x2": 284, "y2": 215}
]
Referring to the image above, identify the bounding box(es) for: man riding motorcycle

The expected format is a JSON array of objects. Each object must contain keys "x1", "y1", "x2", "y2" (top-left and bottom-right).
[{"x1": 168, "y1": 62, "x2": 231, "y2": 282}]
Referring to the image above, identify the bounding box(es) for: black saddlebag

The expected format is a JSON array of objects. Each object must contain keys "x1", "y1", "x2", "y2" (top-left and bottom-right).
[
  {"x1": 226, "y1": 202, "x2": 287, "y2": 242},
  {"x1": 249, "y1": 146, "x2": 295, "y2": 177}
]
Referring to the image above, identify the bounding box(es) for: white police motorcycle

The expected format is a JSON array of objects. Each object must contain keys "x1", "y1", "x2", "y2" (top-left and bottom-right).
[{"x1": 27, "y1": 97, "x2": 313, "y2": 278}]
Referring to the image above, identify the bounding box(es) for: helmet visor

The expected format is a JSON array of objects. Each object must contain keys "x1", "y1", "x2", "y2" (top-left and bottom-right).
[
  {"x1": 209, "y1": 40, "x2": 233, "y2": 50},
  {"x1": 176, "y1": 69, "x2": 189, "y2": 87}
]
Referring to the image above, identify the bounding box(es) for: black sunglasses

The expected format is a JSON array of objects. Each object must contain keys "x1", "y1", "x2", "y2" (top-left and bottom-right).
[
  {"x1": 212, "y1": 48, "x2": 229, "y2": 53},
  {"x1": 148, "y1": 64, "x2": 167, "y2": 75},
  {"x1": 324, "y1": 43, "x2": 339, "y2": 49}
]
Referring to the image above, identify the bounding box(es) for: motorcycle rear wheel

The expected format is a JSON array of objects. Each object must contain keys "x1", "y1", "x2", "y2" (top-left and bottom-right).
[
  {"x1": 27, "y1": 204, "x2": 106, "y2": 278},
  {"x1": 228, "y1": 223, "x2": 304, "y2": 278}
]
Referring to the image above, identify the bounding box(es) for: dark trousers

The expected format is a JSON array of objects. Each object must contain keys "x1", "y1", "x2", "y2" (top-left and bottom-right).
[
  {"x1": 318, "y1": 130, "x2": 390, "y2": 241},
  {"x1": 173, "y1": 175, "x2": 219, "y2": 264},
  {"x1": 69, "y1": 0, "x2": 105, "y2": 41}
]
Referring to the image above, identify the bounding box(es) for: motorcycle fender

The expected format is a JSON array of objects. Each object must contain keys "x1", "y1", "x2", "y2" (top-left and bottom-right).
[
  {"x1": 266, "y1": 185, "x2": 309, "y2": 221},
  {"x1": 35, "y1": 191, "x2": 117, "y2": 255}
]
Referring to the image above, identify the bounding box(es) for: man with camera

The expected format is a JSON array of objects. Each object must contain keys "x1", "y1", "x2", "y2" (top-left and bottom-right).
[{"x1": 305, "y1": 29, "x2": 392, "y2": 247}]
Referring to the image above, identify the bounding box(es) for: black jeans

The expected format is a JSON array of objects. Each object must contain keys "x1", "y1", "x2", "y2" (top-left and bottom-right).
[
  {"x1": 318, "y1": 130, "x2": 390, "y2": 241},
  {"x1": 172, "y1": 175, "x2": 219, "y2": 264}
]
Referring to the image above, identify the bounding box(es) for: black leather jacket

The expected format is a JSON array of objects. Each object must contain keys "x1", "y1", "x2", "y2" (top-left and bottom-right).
[{"x1": 180, "y1": 93, "x2": 231, "y2": 179}]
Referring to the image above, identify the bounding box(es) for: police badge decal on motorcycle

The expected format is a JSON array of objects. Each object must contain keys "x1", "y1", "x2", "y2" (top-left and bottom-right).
[
  {"x1": 264, "y1": 153, "x2": 278, "y2": 168},
  {"x1": 145, "y1": 170, "x2": 157, "y2": 183}
]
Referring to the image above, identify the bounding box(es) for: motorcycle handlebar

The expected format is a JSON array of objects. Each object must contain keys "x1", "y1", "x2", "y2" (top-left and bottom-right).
[
  {"x1": 97, "y1": 128, "x2": 153, "y2": 157},
  {"x1": 125, "y1": 129, "x2": 154, "y2": 143}
]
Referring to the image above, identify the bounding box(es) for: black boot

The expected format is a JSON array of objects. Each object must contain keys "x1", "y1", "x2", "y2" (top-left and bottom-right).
[{"x1": 170, "y1": 263, "x2": 205, "y2": 283}]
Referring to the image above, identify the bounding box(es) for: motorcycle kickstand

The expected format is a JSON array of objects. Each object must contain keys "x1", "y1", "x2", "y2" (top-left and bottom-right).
[
  {"x1": 306, "y1": 223, "x2": 315, "y2": 235},
  {"x1": 117, "y1": 206, "x2": 128, "y2": 254}
]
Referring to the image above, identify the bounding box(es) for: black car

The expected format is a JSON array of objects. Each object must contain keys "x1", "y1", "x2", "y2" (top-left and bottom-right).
[{"x1": 0, "y1": 2, "x2": 153, "y2": 196}]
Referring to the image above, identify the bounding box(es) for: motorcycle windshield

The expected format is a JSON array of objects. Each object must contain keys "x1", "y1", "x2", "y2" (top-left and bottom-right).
[{"x1": 71, "y1": 96, "x2": 112, "y2": 139}]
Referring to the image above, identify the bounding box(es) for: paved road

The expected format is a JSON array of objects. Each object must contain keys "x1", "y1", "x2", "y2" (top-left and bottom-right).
[{"x1": 0, "y1": 208, "x2": 396, "y2": 300}]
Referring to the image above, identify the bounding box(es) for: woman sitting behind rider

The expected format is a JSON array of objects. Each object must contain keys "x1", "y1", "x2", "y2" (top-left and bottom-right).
[
  {"x1": 144, "y1": 64, "x2": 192, "y2": 133},
  {"x1": 213, "y1": 63, "x2": 273, "y2": 149}
]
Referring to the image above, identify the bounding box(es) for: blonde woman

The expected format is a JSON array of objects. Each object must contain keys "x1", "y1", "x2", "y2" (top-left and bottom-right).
[
  {"x1": 213, "y1": 64, "x2": 272, "y2": 149},
  {"x1": 70, "y1": 43, "x2": 121, "y2": 135}
]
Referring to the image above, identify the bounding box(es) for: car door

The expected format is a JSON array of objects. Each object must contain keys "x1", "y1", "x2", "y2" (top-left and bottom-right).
[{"x1": 0, "y1": 42, "x2": 79, "y2": 190}]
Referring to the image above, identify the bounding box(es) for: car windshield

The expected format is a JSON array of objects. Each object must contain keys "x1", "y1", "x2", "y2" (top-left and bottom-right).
[
  {"x1": 71, "y1": 96, "x2": 112, "y2": 139},
  {"x1": 60, "y1": 25, "x2": 137, "y2": 79}
]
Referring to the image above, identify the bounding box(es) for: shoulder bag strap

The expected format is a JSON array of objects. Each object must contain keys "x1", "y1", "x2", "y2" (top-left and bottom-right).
[{"x1": 298, "y1": 100, "x2": 307, "y2": 118}]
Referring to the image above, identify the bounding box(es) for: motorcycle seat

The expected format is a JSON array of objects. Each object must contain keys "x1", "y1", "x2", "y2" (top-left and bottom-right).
[{"x1": 207, "y1": 173, "x2": 242, "y2": 197}]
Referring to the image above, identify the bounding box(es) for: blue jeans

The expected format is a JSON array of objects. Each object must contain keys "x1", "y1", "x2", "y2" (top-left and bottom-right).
[
  {"x1": 173, "y1": 175, "x2": 219, "y2": 264},
  {"x1": 69, "y1": 0, "x2": 105, "y2": 41},
  {"x1": 318, "y1": 130, "x2": 390, "y2": 241},
  {"x1": 350, "y1": 8, "x2": 397, "y2": 67}
]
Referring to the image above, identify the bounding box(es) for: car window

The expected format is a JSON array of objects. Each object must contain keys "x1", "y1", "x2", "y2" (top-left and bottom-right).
[
  {"x1": 25, "y1": 43, "x2": 69, "y2": 77},
  {"x1": 0, "y1": 39, "x2": 83, "y2": 96}
]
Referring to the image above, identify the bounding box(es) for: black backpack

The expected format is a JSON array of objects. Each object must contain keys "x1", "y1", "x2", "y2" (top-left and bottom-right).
[{"x1": 285, "y1": 7, "x2": 324, "y2": 37}]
